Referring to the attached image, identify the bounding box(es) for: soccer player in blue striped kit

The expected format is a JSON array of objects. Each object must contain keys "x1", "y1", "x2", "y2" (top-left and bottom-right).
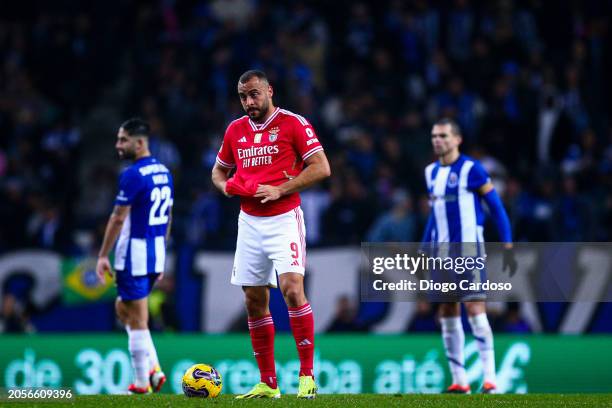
[
  {"x1": 96, "y1": 118, "x2": 172, "y2": 394},
  {"x1": 421, "y1": 118, "x2": 517, "y2": 394}
]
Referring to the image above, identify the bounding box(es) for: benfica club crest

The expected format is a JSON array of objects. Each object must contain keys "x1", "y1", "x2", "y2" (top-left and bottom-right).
[{"x1": 268, "y1": 127, "x2": 280, "y2": 142}]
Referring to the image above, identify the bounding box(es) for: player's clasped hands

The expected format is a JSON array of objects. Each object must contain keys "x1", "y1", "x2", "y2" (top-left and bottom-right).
[
  {"x1": 96, "y1": 256, "x2": 113, "y2": 283},
  {"x1": 255, "y1": 184, "x2": 282, "y2": 203}
]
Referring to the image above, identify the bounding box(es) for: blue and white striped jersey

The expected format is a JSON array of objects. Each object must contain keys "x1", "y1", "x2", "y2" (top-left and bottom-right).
[
  {"x1": 113, "y1": 156, "x2": 173, "y2": 276},
  {"x1": 424, "y1": 154, "x2": 490, "y2": 244}
]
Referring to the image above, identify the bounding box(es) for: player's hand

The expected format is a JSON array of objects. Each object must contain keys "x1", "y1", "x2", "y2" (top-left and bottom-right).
[
  {"x1": 221, "y1": 181, "x2": 233, "y2": 198},
  {"x1": 156, "y1": 272, "x2": 164, "y2": 282},
  {"x1": 502, "y1": 247, "x2": 518, "y2": 277},
  {"x1": 254, "y1": 184, "x2": 282, "y2": 203},
  {"x1": 96, "y1": 256, "x2": 113, "y2": 283}
]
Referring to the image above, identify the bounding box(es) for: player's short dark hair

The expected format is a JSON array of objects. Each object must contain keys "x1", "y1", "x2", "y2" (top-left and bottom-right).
[
  {"x1": 239, "y1": 69, "x2": 269, "y2": 85},
  {"x1": 120, "y1": 118, "x2": 150, "y2": 138},
  {"x1": 434, "y1": 117, "x2": 462, "y2": 136}
]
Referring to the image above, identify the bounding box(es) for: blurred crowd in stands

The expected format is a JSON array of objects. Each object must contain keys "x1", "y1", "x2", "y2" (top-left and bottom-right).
[{"x1": 1, "y1": 0, "x2": 611, "y2": 332}]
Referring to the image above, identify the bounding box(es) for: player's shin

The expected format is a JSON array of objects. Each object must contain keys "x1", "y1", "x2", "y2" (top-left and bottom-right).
[
  {"x1": 144, "y1": 330, "x2": 160, "y2": 371},
  {"x1": 248, "y1": 314, "x2": 277, "y2": 389},
  {"x1": 128, "y1": 325, "x2": 160, "y2": 370},
  {"x1": 468, "y1": 313, "x2": 496, "y2": 384},
  {"x1": 128, "y1": 329, "x2": 151, "y2": 388},
  {"x1": 440, "y1": 317, "x2": 468, "y2": 387},
  {"x1": 288, "y1": 303, "x2": 315, "y2": 377}
]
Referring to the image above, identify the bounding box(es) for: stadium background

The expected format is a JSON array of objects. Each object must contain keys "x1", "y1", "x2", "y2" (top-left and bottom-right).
[{"x1": 1, "y1": 0, "x2": 611, "y2": 395}]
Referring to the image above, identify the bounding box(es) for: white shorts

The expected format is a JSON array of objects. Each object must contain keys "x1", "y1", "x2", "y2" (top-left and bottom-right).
[{"x1": 231, "y1": 207, "x2": 306, "y2": 287}]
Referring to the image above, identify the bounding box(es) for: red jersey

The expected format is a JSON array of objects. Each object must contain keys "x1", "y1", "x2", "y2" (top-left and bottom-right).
[{"x1": 216, "y1": 107, "x2": 324, "y2": 216}]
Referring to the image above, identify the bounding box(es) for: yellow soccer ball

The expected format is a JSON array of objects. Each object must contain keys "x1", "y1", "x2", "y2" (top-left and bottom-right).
[{"x1": 181, "y1": 363, "x2": 223, "y2": 398}]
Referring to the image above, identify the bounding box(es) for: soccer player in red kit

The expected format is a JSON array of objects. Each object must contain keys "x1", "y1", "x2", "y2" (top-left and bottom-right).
[{"x1": 211, "y1": 70, "x2": 330, "y2": 399}]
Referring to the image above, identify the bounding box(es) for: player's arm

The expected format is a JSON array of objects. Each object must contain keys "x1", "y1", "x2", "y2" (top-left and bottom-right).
[
  {"x1": 470, "y1": 161, "x2": 516, "y2": 275},
  {"x1": 154, "y1": 207, "x2": 173, "y2": 283},
  {"x1": 96, "y1": 205, "x2": 130, "y2": 282},
  {"x1": 255, "y1": 150, "x2": 331, "y2": 203},
  {"x1": 416, "y1": 212, "x2": 435, "y2": 259},
  {"x1": 419, "y1": 166, "x2": 435, "y2": 254},
  {"x1": 477, "y1": 183, "x2": 512, "y2": 247},
  {"x1": 478, "y1": 182, "x2": 518, "y2": 276},
  {"x1": 211, "y1": 162, "x2": 233, "y2": 197},
  {"x1": 420, "y1": 212, "x2": 435, "y2": 247},
  {"x1": 165, "y1": 209, "x2": 173, "y2": 245},
  {"x1": 212, "y1": 126, "x2": 237, "y2": 197}
]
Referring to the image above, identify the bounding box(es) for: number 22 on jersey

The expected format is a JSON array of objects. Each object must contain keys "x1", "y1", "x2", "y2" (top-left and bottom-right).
[{"x1": 149, "y1": 186, "x2": 171, "y2": 226}]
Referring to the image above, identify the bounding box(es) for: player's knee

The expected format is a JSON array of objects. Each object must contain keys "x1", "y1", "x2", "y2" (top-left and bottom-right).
[
  {"x1": 465, "y1": 301, "x2": 485, "y2": 316},
  {"x1": 124, "y1": 305, "x2": 148, "y2": 329},
  {"x1": 121, "y1": 302, "x2": 148, "y2": 329},
  {"x1": 115, "y1": 299, "x2": 127, "y2": 323},
  {"x1": 244, "y1": 294, "x2": 267, "y2": 316},
  {"x1": 439, "y1": 303, "x2": 460, "y2": 317},
  {"x1": 282, "y1": 285, "x2": 305, "y2": 307},
  {"x1": 125, "y1": 314, "x2": 148, "y2": 330}
]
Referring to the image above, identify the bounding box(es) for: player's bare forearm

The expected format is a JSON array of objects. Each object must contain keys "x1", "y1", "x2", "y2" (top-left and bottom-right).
[
  {"x1": 165, "y1": 210, "x2": 173, "y2": 246},
  {"x1": 98, "y1": 205, "x2": 130, "y2": 257},
  {"x1": 278, "y1": 151, "x2": 331, "y2": 196},
  {"x1": 255, "y1": 152, "x2": 330, "y2": 203},
  {"x1": 211, "y1": 163, "x2": 232, "y2": 196}
]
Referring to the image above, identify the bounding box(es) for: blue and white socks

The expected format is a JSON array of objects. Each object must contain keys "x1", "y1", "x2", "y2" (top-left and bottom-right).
[
  {"x1": 128, "y1": 328, "x2": 150, "y2": 388},
  {"x1": 469, "y1": 313, "x2": 496, "y2": 384},
  {"x1": 440, "y1": 316, "x2": 468, "y2": 386}
]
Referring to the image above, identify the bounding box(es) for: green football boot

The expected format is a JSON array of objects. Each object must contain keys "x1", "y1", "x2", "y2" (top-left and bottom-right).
[
  {"x1": 235, "y1": 382, "x2": 281, "y2": 399},
  {"x1": 297, "y1": 376, "x2": 317, "y2": 399}
]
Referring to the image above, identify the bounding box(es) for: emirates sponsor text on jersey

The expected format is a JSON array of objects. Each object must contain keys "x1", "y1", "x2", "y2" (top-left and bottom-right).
[{"x1": 237, "y1": 144, "x2": 280, "y2": 168}]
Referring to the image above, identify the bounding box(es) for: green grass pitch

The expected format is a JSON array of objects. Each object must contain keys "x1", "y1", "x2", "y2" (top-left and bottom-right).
[{"x1": 4, "y1": 394, "x2": 612, "y2": 407}]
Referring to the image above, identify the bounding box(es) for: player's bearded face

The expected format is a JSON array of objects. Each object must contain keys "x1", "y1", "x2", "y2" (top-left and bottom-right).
[
  {"x1": 116, "y1": 129, "x2": 138, "y2": 160},
  {"x1": 247, "y1": 96, "x2": 270, "y2": 121},
  {"x1": 118, "y1": 144, "x2": 137, "y2": 160},
  {"x1": 238, "y1": 79, "x2": 272, "y2": 122}
]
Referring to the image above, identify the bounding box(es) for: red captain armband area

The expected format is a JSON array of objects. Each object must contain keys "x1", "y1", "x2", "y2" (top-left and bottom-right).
[{"x1": 226, "y1": 176, "x2": 258, "y2": 197}]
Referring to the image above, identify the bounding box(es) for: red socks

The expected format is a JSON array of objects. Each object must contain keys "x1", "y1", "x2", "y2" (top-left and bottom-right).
[
  {"x1": 248, "y1": 314, "x2": 277, "y2": 389},
  {"x1": 288, "y1": 303, "x2": 315, "y2": 377},
  {"x1": 248, "y1": 304, "x2": 315, "y2": 388}
]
